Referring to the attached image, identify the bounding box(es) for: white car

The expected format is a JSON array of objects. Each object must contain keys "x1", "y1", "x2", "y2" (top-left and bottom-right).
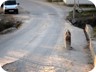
[{"x1": 2, "y1": 0, "x2": 19, "y2": 14}]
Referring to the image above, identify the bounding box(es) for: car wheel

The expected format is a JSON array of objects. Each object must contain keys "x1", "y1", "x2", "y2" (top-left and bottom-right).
[
  {"x1": 15, "y1": 9, "x2": 18, "y2": 14},
  {"x1": 4, "y1": 10, "x2": 7, "y2": 14}
]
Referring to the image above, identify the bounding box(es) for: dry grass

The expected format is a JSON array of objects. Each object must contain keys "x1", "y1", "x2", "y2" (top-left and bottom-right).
[
  {"x1": 0, "y1": 14, "x2": 22, "y2": 32},
  {"x1": 92, "y1": 27, "x2": 96, "y2": 38},
  {"x1": 47, "y1": 0, "x2": 63, "y2": 2}
]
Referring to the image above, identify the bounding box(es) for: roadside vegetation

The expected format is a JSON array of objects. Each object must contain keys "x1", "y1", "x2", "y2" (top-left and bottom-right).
[
  {"x1": 67, "y1": 7, "x2": 96, "y2": 29},
  {"x1": 0, "y1": 14, "x2": 22, "y2": 33},
  {"x1": 67, "y1": 5, "x2": 96, "y2": 37},
  {"x1": 47, "y1": 0, "x2": 63, "y2": 2},
  {"x1": 93, "y1": 27, "x2": 96, "y2": 38},
  {"x1": 68, "y1": 9, "x2": 96, "y2": 18},
  {"x1": 66, "y1": 4, "x2": 95, "y2": 8}
]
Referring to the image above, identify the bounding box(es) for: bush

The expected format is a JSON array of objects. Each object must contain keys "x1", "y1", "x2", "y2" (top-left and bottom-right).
[
  {"x1": 47, "y1": 0, "x2": 63, "y2": 2},
  {"x1": 48, "y1": 0, "x2": 52, "y2": 2},
  {"x1": 0, "y1": 15, "x2": 22, "y2": 32},
  {"x1": 67, "y1": 9, "x2": 96, "y2": 29}
]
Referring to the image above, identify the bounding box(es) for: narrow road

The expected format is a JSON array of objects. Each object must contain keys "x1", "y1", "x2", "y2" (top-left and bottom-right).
[{"x1": 0, "y1": 0, "x2": 92, "y2": 72}]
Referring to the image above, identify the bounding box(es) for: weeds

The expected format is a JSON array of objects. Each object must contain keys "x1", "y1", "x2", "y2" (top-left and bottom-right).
[{"x1": 0, "y1": 15, "x2": 22, "y2": 32}]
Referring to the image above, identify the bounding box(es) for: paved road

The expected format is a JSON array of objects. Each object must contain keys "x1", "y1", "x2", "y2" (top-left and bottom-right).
[{"x1": 0, "y1": 0, "x2": 92, "y2": 72}]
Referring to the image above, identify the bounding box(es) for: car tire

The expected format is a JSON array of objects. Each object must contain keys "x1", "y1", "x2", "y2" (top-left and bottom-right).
[
  {"x1": 4, "y1": 10, "x2": 7, "y2": 14},
  {"x1": 15, "y1": 9, "x2": 18, "y2": 14}
]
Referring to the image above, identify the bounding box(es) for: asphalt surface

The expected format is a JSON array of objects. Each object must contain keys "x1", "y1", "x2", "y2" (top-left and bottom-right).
[{"x1": 0, "y1": 0, "x2": 92, "y2": 72}]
